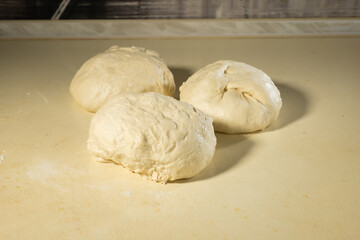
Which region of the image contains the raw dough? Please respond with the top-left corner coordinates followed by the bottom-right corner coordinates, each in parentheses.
top-left (180, 60), bottom-right (282, 133)
top-left (87, 92), bottom-right (216, 183)
top-left (70, 46), bottom-right (175, 112)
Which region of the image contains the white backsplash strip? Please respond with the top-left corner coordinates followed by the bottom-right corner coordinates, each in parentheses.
top-left (0, 19), bottom-right (359, 39)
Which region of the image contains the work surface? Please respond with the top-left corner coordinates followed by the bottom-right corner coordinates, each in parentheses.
top-left (1, 37), bottom-right (360, 239)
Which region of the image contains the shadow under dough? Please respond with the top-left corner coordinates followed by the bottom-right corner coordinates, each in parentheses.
top-left (267, 82), bottom-right (309, 131)
top-left (172, 81), bottom-right (306, 183)
top-left (174, 133), bottom-right (253, 183)
top-left (168, 66), bottom-right (193, 100)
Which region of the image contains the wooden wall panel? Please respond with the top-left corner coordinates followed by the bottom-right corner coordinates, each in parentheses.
top-left (0, 0), bottom-right (359, 20)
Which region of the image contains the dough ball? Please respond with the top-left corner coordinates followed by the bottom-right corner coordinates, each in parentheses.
top-left (87, 92), bottom-right (216, 183)
top-left (180, 60), bottom-right (282, 133)
top-left (70, 46), bottom-right (175, 112)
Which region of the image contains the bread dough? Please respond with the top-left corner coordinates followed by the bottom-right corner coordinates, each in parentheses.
top-left (70, 46), bottom-right (175, 112)
top-left (180, 60), bottom-right (282, 133)
top-left (87, 92), bottom-right (216, 183)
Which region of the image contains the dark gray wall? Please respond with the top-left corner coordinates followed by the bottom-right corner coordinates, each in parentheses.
top-left (1, 0), bottom-right (359, 19)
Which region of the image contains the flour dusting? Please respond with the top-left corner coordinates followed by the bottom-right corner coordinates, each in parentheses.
top-left (121, 191), bottom-right (131, 197)
top-left (27, 160), bottom-right (58, 180)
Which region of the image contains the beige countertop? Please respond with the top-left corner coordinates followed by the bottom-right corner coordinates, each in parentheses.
top-left (0, 33), bottom-right (360, 239)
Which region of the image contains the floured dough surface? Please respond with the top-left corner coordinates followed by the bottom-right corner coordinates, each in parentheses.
top-left (87, 92), bottom-right (216, 183)
top-left (180, 60), bottom-right (282, 133)
top-left (70, 46), bottom-right (175, 112)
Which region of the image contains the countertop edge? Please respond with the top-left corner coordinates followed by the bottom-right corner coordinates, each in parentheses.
top-left (1, 19), bottom-right (360, 39)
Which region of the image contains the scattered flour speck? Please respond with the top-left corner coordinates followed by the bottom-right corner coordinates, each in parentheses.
top-left (0, 151), bottom-right (5, 163)
top-left (121, 191), bottom-right (131, 197)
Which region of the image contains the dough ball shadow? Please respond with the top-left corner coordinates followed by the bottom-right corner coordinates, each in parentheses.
top-left (169, 67), bottom-right (193, 100)
top-left (172, 81), bottom-right (307, 184)
top-left (173, 133), bottom-right (253, 183)
top-left (267, 82), bottom-right (309, 131)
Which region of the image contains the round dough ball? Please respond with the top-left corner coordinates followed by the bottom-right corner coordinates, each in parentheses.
top-left (180, 60), bottom-right (282, 133)
top-left (87, 92), bottom-right (216, 183)
top-left (70, 46), bottom-right (175, 112)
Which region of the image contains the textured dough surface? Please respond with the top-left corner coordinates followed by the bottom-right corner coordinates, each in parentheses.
top-left (180, 60), bottom-right (282, 133)
top-left (87, 92), bottom-right (216, 183)
top-left (70, 46), bottom-right (175, 112)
